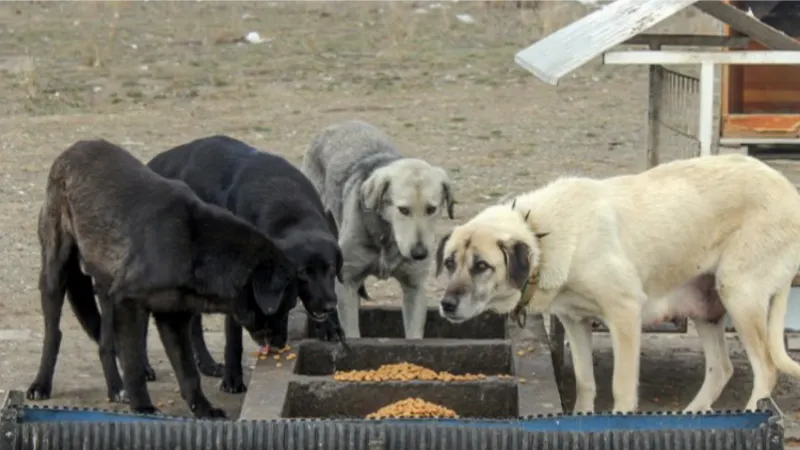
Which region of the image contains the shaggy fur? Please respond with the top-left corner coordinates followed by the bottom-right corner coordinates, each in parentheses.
top-left (27, 140), bottom-right (298, 418)
top-left (144, 134), bottom-right (344, 392)
top-left (302, 120), bottom-right (456, 339)
top-left (436, 153), bottom-right (800, 413)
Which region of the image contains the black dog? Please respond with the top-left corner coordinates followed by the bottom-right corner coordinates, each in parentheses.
top-left (26, 139), bottom-right (312, 418)
top-left (144, 135), bottom-right (346, 392)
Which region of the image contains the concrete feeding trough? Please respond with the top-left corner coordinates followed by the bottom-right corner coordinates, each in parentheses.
top-left (242, 307), bottom-right (564, 421)
top-left (304, 305), bottom-right (508, 339)
top-left (282, 339), bottom-right (516, 419)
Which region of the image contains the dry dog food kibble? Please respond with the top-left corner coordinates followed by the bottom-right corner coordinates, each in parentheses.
top-left (365, 397), bottom-right (459, 419)
top-left (333, 362), bottom-right (487, 382)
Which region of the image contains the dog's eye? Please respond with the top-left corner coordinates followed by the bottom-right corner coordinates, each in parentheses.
top-left (474, 261), bottom-right (490, 273)
top-left (398, 206), bottom-right (411, 216)
top-left (425, 205), bottom-right (437, 215)
top-left (444, 258), bottom-right (455, 272)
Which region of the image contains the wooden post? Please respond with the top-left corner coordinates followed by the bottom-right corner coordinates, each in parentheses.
top-left (699, 61), bottom-right (718, 156)
top-left (646, 43), bottom-right (663, 168)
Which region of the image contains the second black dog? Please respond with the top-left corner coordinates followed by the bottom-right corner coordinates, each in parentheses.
top-left (145, 135), bottom-right (345, 392)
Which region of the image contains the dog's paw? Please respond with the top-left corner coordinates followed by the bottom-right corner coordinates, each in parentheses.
top-left (268, 336), bottom-right (288, 351)
top-left (144, 365), bottom-right (157, 382)
top-left (132, 405), bottom-right (161, 415)
top-left (219, 375), bottom-right (247, 394)
top-left (108, 389), bottom-right (129, 404)
top-left (26, 382), bottom-right (52, 401)
top-left (191, 404), bottom-right (228, 420)
top-left (314, 317), bottom-right (344, 342)
top-left (197, 361), bottom-right (225, 378)
top-left (205, 407), bottom-right (228, 419)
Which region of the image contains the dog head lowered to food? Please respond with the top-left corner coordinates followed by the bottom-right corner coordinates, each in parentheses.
top-left (435, 204), bottom-right (548, 323)
top-left (361, 158), bottom-right (455, 261)
top-left (283, 210), bottom-right (343, 324)
top-left (240, 254), bottom-right (300, 347)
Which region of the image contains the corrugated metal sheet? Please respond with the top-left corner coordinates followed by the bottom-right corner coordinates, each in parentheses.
top-left (514, 0), bottom-right (700, 85)
top-left (0, 401), bottom-right (785, 450)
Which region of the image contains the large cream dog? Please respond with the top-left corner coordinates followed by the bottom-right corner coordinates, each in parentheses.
top-left (435, 153), bottom-right (800, 413)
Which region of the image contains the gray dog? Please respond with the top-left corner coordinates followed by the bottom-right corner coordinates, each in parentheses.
top-left (302, 120), bottom-right (455, 339)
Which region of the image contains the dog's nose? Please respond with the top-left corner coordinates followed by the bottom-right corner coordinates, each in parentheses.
top-left (410, 243), bottom-right (428, 260)
top-left (441, 295), bottom-right (459, 313)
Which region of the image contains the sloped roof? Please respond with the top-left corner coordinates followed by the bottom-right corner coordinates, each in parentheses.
top-left (514, 0), bottom-right (800, 86)
top-left (514, 0), bottom-right (701, 85)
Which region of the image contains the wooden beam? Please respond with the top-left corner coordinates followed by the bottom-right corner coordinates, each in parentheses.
top-left (693, 1), bottom-right (800, 51)
top-left (722, 114), bottom-right (800, 137)
top-left (623, 33), bottom-right (750, 47)
top-left (514, 0), bottom-right (701, 85)
top-left (604, 50), bottom-right (800, 65)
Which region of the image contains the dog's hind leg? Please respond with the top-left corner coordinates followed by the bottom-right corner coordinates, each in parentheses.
top-left (93, 281), bottom-right (128, 404)
top-left (153, 310), bottom-right (227, 419)
top-left (720, 283), bottom-right (777, 411)
top-left (27, 229), bottom-right (77, 401)
top-left (557, 314), bottom-right (596, 413)
top-left (219, 315), bottom-right (247, 393)
top-left (190, 314), bottom-right (224, 378)
top-left (139, 316), bottom-right (157, 382)
top-left (683, 318), bottom-right (733, 412)
top-left (115, 301), bottom-right (159, 415)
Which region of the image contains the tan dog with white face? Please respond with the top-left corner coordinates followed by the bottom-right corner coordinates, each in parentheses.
top-left (434, 205), bottom-right (547, 322)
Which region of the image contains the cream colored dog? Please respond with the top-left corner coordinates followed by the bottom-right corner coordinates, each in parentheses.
top-left (435, 153), bottom-right (800, 414)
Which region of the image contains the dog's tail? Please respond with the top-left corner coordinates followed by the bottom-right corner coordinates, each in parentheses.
top-left (767, 283), bottom-right (800, 378)
top-left (64, 248), bottom-right (102, 343)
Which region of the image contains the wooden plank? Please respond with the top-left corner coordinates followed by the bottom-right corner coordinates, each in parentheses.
top-left (693, 1), bottom-right (800, 50)
top-left (720, 136), bottom-right (800, 145)
top-left (604, 50), bottom-right (800, 65)
top-left (722, 114), bottom-right (800, 137)
top-left (514, 0), bottom-right (700, 85)
top-left (623, 33), bottom-right (750, 47)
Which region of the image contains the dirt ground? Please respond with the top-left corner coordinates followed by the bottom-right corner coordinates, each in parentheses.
top-left (1, 0), bottom-right (800, 436)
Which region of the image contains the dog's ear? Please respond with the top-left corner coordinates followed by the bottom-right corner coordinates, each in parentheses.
top-left (442, 182), bottom-right (456, 220)
top-left (251, 262), bottom-right (296, 315)
top-left (498, 240), bottom-right (531, 290)
top-left (360, 168), bottom-right (391, 211)
top-left (436, 167), bottom-right (456, 220)
top-left (435, 231), bottom-right (452, 276)
top-left (324, 209), bottom-right (339, 240)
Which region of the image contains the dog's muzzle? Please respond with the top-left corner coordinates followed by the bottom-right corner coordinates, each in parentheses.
top-left (309, 310), bottom-right (331, 322)
top-left (410, 242), bottom-right (428, 261)
top-left (440, 295), bottom-right (459, 314)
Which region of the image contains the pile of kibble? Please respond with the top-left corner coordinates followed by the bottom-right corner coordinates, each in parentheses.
top-left (333, 362), bottom-right (487, 382)
top-left (365, 397), bottom-right (459, 419)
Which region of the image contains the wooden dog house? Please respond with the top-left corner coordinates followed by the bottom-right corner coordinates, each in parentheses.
top-left (721, 0), bottom-right (800, 146)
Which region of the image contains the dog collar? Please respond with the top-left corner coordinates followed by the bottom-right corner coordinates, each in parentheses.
top-left (510, 270), bottom-right (538, 328)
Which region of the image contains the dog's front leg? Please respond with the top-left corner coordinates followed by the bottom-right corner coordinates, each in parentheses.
top-left (190, 314), bottom-right (224, 378)
top-left (220, 315), bottom-right (247, 394)
top-left (153, 311), bottom-right (227, 419)
top-left (397, 270), bottom-right (427, 339)
top-left (605, 303), bottom-right (643, 413)
top-left (558, 315), bottom-right (596, 413)
top-left (335, 279), bottom-right (362, 339)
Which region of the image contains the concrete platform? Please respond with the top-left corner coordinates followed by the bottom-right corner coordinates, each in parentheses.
top-left (240, 307), bottom-right (563, 420)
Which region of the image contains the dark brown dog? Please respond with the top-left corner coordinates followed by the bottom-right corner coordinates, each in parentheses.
top-left (26, 139), bottom-right (302, 418)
